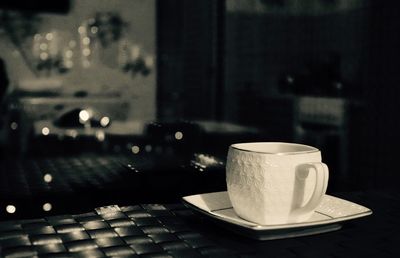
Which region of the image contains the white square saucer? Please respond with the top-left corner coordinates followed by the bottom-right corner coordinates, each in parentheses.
top-left (182, 191), bottom-right (372, 240)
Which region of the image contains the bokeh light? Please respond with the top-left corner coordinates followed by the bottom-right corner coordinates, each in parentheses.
top-left (6, 205), bottom-right (16, 214)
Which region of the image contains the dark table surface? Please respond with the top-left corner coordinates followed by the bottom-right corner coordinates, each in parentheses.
top-left (0, 135), bottom-right (399, 257)
top-left (0, 189), bottom-right (399, 257)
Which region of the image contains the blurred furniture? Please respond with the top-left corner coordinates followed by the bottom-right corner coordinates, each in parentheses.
top-left (27, 120), bottom-right (261, 157)
top-left (2, 93), bottom-right (129, 155)
top-left (18, 96), bottom-right (129, 122)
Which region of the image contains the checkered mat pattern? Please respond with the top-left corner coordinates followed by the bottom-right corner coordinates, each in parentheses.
top-left (0, 153), bottom-right (226, 221)
top-left (0, 155), bottom-right (142, 197)
top-left (0, 204), bottom-right (238, 258)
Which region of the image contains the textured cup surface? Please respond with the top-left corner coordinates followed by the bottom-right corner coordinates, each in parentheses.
top-left (226, 142), bottom-right (328, 225)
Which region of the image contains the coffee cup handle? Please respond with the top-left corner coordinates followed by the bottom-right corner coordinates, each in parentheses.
top-left (292, 162), bottom-right (329, 216)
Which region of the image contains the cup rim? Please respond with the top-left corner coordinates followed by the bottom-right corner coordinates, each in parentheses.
top-left (230, 142), bottom-right (319, 155)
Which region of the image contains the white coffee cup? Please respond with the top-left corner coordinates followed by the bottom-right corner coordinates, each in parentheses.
top-left (226, 142), bottom-right (329, 225)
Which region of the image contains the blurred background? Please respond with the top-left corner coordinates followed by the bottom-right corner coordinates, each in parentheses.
top-left (0, 0), bottom-right (399, 220)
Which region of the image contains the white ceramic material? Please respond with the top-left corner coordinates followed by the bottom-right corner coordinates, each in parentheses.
top-left (182, 191), bottom-right (372, 240)
top-left (226, 142), bottom-right (329, 225)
